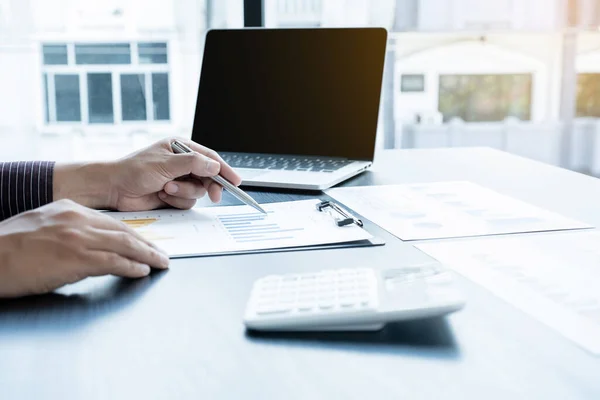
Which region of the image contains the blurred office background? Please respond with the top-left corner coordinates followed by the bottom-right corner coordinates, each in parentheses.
top-left (1, 0), bottom-right (599, 175)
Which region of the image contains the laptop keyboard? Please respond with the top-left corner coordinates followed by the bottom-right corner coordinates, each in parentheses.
top-left (221, 154), bottom-right (353, 173)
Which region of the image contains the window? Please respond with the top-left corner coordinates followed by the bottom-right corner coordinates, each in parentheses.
top-left (43, 74), bottom-right (49, 123)
top-left (54, 74), bottom-right (82, 122)
top-left (121, 74), bottom-right (147, 121)
top-left (75, 43), bottom-right (131, 65)
top-left (139, 43), bottom-right (168, 64)
top-left (400, 74), bottom-right (425, 93)
top-left (152, 73), bottom-right (170, 121)
top-left (88, 73), bottom-right (114, 123)
top-left (438, 74), bottom-right (532, 122)
top-left (42, 42), bottom-right (171, 124)
top-left (42, 45), bottom-right (68, 65)
top-left (576, 73), bottom-right (600, 117)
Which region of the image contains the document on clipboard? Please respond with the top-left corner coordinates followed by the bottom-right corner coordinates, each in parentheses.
top-left (105, 199), bottom-right (378, 258)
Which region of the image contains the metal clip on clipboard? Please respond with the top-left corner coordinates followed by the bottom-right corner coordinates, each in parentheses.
top-left (316, 200), bottom-right (364, 227)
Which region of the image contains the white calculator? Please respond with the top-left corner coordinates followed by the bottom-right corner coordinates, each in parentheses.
top-left (244, 265), bottom-right (465, 332)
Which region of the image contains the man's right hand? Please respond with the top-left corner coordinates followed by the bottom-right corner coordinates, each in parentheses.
top-left (0, 199), bottom-right (169, 298)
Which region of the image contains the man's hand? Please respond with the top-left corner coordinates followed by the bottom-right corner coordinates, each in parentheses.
top-left (0, 200), bottom-right (169, 298)
top-left (53, 138), bottom-right (242, 211)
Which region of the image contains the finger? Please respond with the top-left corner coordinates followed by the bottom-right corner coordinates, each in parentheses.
top-left (163, 151), bottom-right (221, 180)
top-left (86, 228), bottom-right (170, 269)
top-left (179, 139), bottom-right (242, 186)
top-left (85, 250), bottom-right (152, 278)
top-left (158, 191), bottom-right (197, 210)
top-left (200, 177), bottom-right (213, 190)
top-left (164, 180), bottom-right (207, 200)
top-left (84, 210), bottom-right (168, 255)
top-left (207, 181), bottom-right (223, 203)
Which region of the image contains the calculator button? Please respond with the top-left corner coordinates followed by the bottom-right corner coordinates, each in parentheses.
top-left (258, 281), bottom-right (279, 289)
top-left (339, 297), bottom-right (357, 307)
top-left (318, 292), bottom-right (335, 299)
top-left (256, 307), bottom-right (292, 315)
top-left (259, 289), bottom-right (278, 296)
top-left (259, 276), bottom-right (280, 285)
top-left (319, 303), bottom-right (335, 310)
top-left (318, 295), bottom-right (335, 302)
top-left (256, 300), bottom-right (275, 309)
top-left (298, 300), bottom-right (317, 308)
top-left (279, 297), bottom-right (296, 304)
top-left (258, 295), bottom-right (278, 303)
top-left (281, 282), bottom-right (296, 289)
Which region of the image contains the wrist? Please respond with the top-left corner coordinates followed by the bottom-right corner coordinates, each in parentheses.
top-left (53, 161), bottom-right (118, 210)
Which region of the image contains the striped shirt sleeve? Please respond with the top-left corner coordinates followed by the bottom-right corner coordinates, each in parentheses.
top-left (0, 161), bottom-right (55, 221)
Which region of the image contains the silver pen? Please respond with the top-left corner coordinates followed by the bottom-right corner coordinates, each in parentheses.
top-left (170, 140), bottom-right (267, 214)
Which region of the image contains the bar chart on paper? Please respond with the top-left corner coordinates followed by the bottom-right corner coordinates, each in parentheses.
top-left (216, 211), bottom-right (305, 243)
top-left (106, 199), bottom-right (372, 258)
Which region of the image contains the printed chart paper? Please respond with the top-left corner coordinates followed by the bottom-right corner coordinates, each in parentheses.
top-left (327, 181), bottom-right (591, 240)
top-left (417, 231), bottom-right (600, 355)
top-left (106, 199), bottom-right (372, 258)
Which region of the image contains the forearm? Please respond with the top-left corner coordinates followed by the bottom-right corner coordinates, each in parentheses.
top-left (53, 162), bottom-right (117, 210)
top-left (0, 161), bottom-right (55, 221)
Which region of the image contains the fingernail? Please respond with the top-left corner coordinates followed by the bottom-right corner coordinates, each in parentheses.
top-left (160, 254), bottom-right (170, 269)
top-left (158, 191), bottom-right (167, 199)
top-left (206, 160), bottom-right (221, 174)
top-left (138, 264), bottom-right (151, 275)
top-left (165, 182), bottom-right (179, 194)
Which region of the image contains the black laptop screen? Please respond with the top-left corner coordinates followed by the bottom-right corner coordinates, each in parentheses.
top-left (192, 28), bottom-right (387, 161)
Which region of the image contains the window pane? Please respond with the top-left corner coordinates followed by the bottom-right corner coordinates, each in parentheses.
top-left (43, 44), bottom-right (68, 65)
top-left (121, 74), bottom-right (147, 121)
top-left (152, 73), bottom-right (170, 121)
top-left (87, 73), bottom-right (114, 123)
top-left (55, 74), bottom-right (81, 122)
top-left (576, 73), bottom-right (600, 117)
top-left (75, 44), bottom-right (131, 65)
top-left (139, 42), bottom-right (168, 64)
top-left (438, 74), bottom-right (532, 122)
top-left (401, 74), bottom-right (425, 93)
top-left (43, 74), bottom-right (49, 123)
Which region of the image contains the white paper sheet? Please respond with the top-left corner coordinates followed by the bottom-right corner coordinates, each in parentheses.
top-left (105, 199), bottom-right (372, 258)
top-left (327, 181), bottom-right (591, 240)
top-left (416, 231), bottom-right (600, 355)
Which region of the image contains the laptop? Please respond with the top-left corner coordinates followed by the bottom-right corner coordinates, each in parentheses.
top-left (191, 28), bottom-right (387, 190)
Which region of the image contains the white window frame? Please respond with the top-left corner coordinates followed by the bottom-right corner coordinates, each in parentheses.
top-left (42, 42), bottom-right (171, 127)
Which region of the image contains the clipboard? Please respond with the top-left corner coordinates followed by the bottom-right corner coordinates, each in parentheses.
top-left (175, 200), bottom-right (385, 258)
top-left (106, 199), bottom-right (385, 259)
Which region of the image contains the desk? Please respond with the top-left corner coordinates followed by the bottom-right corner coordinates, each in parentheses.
top-left (1, 147), bottom-right (599, 400)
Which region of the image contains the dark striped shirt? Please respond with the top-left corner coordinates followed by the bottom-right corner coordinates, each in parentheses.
top-left (0, 161), bottom-right (55, 221)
